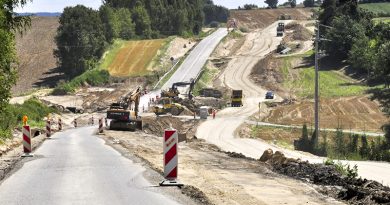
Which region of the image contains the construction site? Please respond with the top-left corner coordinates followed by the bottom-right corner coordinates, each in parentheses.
top-left (1, 3), bottom-right (390, 205)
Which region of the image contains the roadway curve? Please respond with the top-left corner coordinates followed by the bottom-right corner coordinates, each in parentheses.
top-left (0, 127), bottom-right (182, 204)
top-left (196, 21), bottom-right (390, 186)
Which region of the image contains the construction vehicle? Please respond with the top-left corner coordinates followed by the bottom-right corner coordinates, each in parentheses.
top-left (161, 79), bottom-right (195, 100)
top-left (152, 97), bottom-right (184, 116)
top-left (106, 87), bottom-right (142, 131)
top-left (276, 22), bottom-right (285, 37)
top-left (231, 90), bottom-right (243, 107)
top-left (199, 88), bottom-right (222, 98)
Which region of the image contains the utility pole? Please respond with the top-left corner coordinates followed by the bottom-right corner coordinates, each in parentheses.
top-left (314, 23), bottom-right (320, 141)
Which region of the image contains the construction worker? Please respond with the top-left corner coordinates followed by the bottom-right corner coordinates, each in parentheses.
top-left (91, 116), bottom-right (94, 125)
top-left (105, 118), bottom-right (108, 127)
top-left (73, 119), bottom-right (77, 128)
top-left (212, 109), bottom-right (216, 119)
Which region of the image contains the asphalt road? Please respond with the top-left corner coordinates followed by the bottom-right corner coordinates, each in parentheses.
top-left (161, 28), bottom-right (228, 90)
top-left (139, 28), bottom-right (228, 111)
top-left (0, 127), bottom-right (181, 205)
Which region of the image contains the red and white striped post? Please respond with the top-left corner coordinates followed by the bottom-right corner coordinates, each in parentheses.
top-left (22, 115), bottom-right (33, 157)
top-left (99, 118), bottom-right (103, 133)
top-left (58, 118), bottom-right (62, 131)
top-left (160, 129), bottom-right (183, 186)
top-left (46, 119), bottom-right (51, 138)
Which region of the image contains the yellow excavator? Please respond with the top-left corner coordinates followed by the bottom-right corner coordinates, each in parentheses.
top-left (106, 87), bottom-right (142, 131)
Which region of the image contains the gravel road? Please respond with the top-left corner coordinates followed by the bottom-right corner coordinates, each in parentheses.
top-left (196, 21), bottom-right (390, 187)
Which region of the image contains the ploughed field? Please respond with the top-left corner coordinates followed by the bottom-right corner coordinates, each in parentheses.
top-left (264, 96), bottom-right (388, 132)
top-left (106, 39), bottom-right (165, 77)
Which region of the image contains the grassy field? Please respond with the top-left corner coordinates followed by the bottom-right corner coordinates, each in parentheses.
top-left (281, 52), bottom-right (372, 98)
top-left (373, 17), bottom-right (390, 23)
top-left (193, 62), bottom-right (219, 95)
top-left (102, 39), bottom-right (166, 77)
top-left (360, 3), bottom-right (390, 16)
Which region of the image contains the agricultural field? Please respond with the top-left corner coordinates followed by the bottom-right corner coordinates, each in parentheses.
top-left (360, 3), bottom-right (390, 16)
top-left (102, 39), bottom-right (166, 77)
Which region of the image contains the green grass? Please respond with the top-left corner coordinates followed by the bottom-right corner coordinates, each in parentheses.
top-left (99, 39), bottom-right (127, 70)
top-left (291, 67), bottom-right (369, 98)
top-left (193, 63), bottom-right (219, 95)
top-left (373, 17), bottom-right (390, 23)
top-left (360, 3), bottom-right (390, 16)
top-left (52, 69), bottom-right (110, 95)
top-left (0, 98), bottom-right (57, 141)
top-left (280, 51), bottom-right (373, 98)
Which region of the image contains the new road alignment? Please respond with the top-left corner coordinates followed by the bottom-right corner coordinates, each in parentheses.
top-left (139, 28), bottom-right (228, 111)
top-left (0, 127), bottom-right (182, 205)
top-left (196, 21), bottom-right (390, 187)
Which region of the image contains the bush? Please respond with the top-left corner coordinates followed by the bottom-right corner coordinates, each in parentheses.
top-left (324, 159), bottom-right (359, 178)
top-left (239, 27), bottom-right (249, 33)
top-left (52, 69), bottom-right (110, 95)
top-left (209, 21), bottom-right (219, 28)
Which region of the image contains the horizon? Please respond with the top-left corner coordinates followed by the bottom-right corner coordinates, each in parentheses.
top-left (15, 0), bottom-right (303, 13)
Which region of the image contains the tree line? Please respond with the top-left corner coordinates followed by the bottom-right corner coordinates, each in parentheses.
top-left (55, 0), bottom-right (229, 77)
top-left (295, 124), bottom-right (390, 162)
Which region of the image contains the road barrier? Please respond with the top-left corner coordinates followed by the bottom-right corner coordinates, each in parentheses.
top-left (58, 118), bottom-right (62, 131)
top-left (99, 118), bottom-right (103, 133)
top-left (46, 120), bottom-right (51, 138)
top-left (22, 125), bottom-right (33, 157)
top-left (160, 129), bottom-right (182, 187)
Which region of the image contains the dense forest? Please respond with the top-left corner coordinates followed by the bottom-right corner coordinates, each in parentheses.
top-left (55, 0), bottom-right (229, 77)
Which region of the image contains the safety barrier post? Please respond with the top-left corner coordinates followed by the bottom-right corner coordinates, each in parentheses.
top-left (99, 118), bottom-right (103, 133)
top-left (22, 116), bottom-right (33, 157)
top-left (46, 119), bottom-right (51, 138)
top-left (58, 118), bottom-right (62, 131)
top-left (160, 129), bottom-right (183, 187)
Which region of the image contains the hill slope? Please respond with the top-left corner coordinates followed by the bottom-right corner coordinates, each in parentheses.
top-left (12, 16), bottom-right (60, 95)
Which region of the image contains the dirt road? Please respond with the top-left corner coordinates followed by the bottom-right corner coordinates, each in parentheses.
top-left (196, 21), bottom-right (390, 186)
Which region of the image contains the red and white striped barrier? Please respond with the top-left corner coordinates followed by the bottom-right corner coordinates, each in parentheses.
top-left (22, 125), bottom-right (33, 157)
top-left (160, 129), bottom-right (183, 186)
top-left (46, 120), bottom-right (51, 138)
top-left (58, 118), bottom-right (62, 131)
top-left (99, 118), bottom-right (103, 133)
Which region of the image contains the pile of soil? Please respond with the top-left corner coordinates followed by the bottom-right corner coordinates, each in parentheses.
top-left (260, 149), bottom-right (390, 204)
top-left (142, 116), bottom-right (199, 140)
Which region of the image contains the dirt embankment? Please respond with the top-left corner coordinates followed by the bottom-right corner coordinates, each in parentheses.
top-left (13, 16), bottom-right (60, 95)
top-left (259, 149), bottom-right (390, 205)
top-left (231, 8), bottom-right (313, 30)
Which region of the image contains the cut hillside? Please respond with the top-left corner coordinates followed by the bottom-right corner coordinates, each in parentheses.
top-left (102, 39), bottom-right (166, 77)
top-left (12, 16), bottom-right (60, 95)
top-left (231, 8), bottom-right (313, 30)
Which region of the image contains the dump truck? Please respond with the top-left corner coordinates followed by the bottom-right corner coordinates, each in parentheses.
top-left (231, 90), bottom-right (243, 107)
top-left (276, 22), bottom-right (285, 37)
top-left (106, 87), bottom-right (142, 131)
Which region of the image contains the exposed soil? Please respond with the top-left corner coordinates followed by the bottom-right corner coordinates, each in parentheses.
top-left (13, 16), bottom-right (60, 95)
top-left (231, 8), bottom-right (313, 30)
top-left (264, 96), bottom-right (389, 132)
top-left (102, 128), bottom-right (342, 205)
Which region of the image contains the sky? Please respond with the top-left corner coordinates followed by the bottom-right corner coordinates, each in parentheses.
top-left (15, 0), bottom-right (299, 13)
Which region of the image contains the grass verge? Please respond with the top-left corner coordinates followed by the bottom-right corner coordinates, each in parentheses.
top-left (193, 62), bottom-right (219, 96)
top-left (52, 69), bottom-right (110, 95)
top-left (0, 98), bottom-right (57, 142)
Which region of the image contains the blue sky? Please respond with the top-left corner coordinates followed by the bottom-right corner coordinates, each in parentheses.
top-left (16, 0), bottom-right (299, 13)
